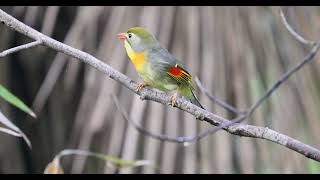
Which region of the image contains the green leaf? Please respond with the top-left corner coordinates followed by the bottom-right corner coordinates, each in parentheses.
top-left (0, 84), bottom-right (36, 118)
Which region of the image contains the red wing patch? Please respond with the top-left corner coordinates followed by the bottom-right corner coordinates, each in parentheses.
top-left (168, 66), bottom-right (182, 76)
top-left (167, 64), bottom-right (192, 85)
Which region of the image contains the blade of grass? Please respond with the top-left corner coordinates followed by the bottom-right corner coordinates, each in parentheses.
top-left (0, 126), bottom-right (22, 137)
top-left (0, 84), bottom-right (36, 118)
top-left (57, 149), bottom-right (153, 168)
top-left (0, 110), bottom-right (32, 148)
top-left (45, 149), bottom-right (154, 173)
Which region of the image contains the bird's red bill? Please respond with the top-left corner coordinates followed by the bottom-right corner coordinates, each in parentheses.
top-left (117, 33), bottom-right (127, 41)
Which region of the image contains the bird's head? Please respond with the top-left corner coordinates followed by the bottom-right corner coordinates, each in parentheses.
top-left (117, 27), bottom-right (159, 52)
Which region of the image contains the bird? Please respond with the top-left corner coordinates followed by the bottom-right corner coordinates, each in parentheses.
top-left (117, 27), bottom-right (204, 109)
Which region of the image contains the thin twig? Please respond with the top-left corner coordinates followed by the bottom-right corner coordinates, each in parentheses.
top-left (198, 8), bottom-right (319, 119)
top-left (0, 40), bottom-right (42, 58)
top-left (32, 7), bottom-right (104, 115)
top-left (195, 77), bottom-right (247, 115)
top-left (198, 8), bottom-right (320, 135)
top-left (247, 45), bottom-right (320, 116)
top-left (196, 42), bottom-right (320, 136)
top-left (0, 9), bottom-right (319, 162)
top-left (112, 92), bottom-right (234, 144)
top-left (279, 7), bottom-right (316, 46)
top-left (113, 91), bottom-right (320, 163)
top-left (112, 94), bottom-right (191, 143)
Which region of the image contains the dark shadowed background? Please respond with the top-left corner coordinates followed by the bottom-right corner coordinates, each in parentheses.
top-left (0, 6), bottom-right (320, 174)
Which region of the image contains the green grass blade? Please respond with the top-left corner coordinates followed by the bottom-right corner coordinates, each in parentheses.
top-left (48, 149), bottom-right (154, 173)
top-left (0, 84), bottom-right (36, 118)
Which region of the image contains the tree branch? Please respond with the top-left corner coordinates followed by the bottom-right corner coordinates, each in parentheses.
top-left (196, 42), bottom-right (320, 131)
top-left (0, 40), bottom-right (42, 58)
top-left (113, 85), bottom-right (320, 161)
top-left (112, 94), bottom-right (193, 144)
top-left (112, 93), bottom-right (241, 145)
top-left (194, 7), bottom-right (320, 137)
top-left (195, 77), bottom-right (247, 115)
top-left (0, 8), bottom-right (319, 162)
top-left (279, 7), bottom-right (315, 46)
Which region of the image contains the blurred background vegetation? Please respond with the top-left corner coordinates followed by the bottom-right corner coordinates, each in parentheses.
top-left (0, 6), bottom-right (320, 174)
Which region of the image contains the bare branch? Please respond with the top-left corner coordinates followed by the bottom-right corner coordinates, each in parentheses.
top-left (112, 94), bottom-right (228, 145)
top-left (112, 92), bottom-right (242, 144)
top-left (0, 40), bottom-right (42, 58)
top-left (113, 91), bottom-right (320, 162)
top-left (195, 77), bottom-right (247, 115)
top-left (32, 6), bottom-right (104, 115)
top-left (197, 42), bottom-right (320, 132)
top-left (279, 7), bottom-right (316, 46)
top-left (112, 92), bottom-right (223, 144)
top-left (112, 94), bottom-right (192, 143)
top-left (0, 9), bottom-right (319, 162)
top-left (201, 8), bottom-right (320, 136)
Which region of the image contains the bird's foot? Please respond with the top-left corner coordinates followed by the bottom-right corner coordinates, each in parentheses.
top-left (136, 82), bottom-right (147, 93)
top-left (168, 92), bottom-right (178, 107)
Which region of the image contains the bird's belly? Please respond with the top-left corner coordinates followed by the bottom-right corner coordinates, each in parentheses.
top-left (137, 64), bottom-right (178, 92)
top-left (162, 83), bottom-right (179, 91)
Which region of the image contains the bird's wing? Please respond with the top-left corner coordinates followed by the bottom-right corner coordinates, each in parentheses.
top-left (148, 47), bottom-right (195, 89)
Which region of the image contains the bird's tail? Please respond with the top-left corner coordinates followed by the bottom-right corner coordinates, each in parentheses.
top-left (181, 86), bottom-right (205, 110)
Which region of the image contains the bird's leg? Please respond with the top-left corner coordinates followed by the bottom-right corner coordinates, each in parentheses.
top-left (168, 91), bottom-right (178, 107)
top-left (136, 82), bottom-right (147, 93)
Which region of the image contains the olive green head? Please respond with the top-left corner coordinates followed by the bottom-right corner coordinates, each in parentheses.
top-left (117, 27), bottom-right (159, 52)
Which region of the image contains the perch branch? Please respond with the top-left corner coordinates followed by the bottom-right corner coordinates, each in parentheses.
top-left (113, 89), bottom-right (320, 163)
top-left (112, 94), bottom-right (241, 144)
top-left (0, 9), bottom-right (319, 162)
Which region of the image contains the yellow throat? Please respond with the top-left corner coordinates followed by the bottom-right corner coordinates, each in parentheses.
top-left (124, 40), bottom-right (145, 72)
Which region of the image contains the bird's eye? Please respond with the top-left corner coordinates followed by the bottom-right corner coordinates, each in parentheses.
top-left (128, 33), bottom-right (132, 38)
